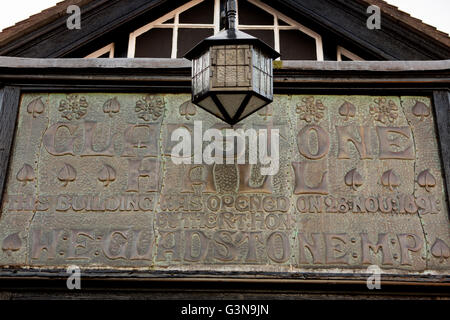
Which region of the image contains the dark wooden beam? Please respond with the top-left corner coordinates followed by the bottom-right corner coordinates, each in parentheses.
top-left (0, 58), bottom-right (448, 94)
top-left (0, 0), bottom-right (170, 57)
top-left (433, 91), bottom-right (450, 216)
top-left (1, 0), bottom-right (449, 61)
top-left (0, 86), bottom-right (21, 207)
top-left (270, 0), bottom-right (450, 60)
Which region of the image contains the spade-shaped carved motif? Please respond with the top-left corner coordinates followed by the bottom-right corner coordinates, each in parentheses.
top-left (16, 164), bottom-right (35, 185)
top-left (417, 169), bottom-right (436, 192)
top-left (381, 169), bottom-right (400, 191)
top-left (98, 164), bottom-right (116, 187)
top-left (344, 168), bottom-right (363, 190)
top-left (431, 238), bottom-right (449, 263)
top-left (412, 101), bottom-right (430, 121)
top-left (27, 97), bottom-right (45, 118)
top-left (339, 101), bottom-right (356, 121)
top-left (103, 97), bottom-right (121, 117)
top-left (179, 100), bottom-right (196, 120)
top-left (2, 233), bottom-right (22, 256)
top-left (58, 163), bottom-right (77, 186)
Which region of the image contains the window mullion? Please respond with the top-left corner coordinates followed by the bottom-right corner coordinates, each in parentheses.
top-left (214, 0), bottom-right (220, 33)
top-left (171, 14), bottom-right (179, 59)
top-left (274, 15), bottom-right (280, 57)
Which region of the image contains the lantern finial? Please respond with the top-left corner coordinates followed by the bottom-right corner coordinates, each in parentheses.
top-left (226, 0), bottom-right (237, 30)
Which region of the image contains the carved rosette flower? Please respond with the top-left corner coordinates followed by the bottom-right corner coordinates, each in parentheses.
top-left (58, 95), bottom-right (88, 120)
top-left (369, 98), bottom-right (398, 124)
top-left (296, 97), bottom-right (325, 123)
top-left (2, 233), bottom-right (22, 256)
top-left (135, 95), bottom-right (165, 121)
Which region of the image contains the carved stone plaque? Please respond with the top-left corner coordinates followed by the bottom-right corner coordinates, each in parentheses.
top-left (0, 93), bottom-right (448, 278)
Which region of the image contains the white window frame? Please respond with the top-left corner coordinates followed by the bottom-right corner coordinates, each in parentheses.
top-left (245, 0), bottom-right (323, 61)
top-left (127, 0), bottom-right (221, 58)
top-left (85, 43), bottom-right (115, 58)
top-left (127, 0), bottom-right (324, 61)
top-left (337, 46), bottom-right (364, 61)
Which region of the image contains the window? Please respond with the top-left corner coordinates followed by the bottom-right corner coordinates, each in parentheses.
top-left (126, 0), bottom-right (324, 61)
top-left (128, 0), bottom-right (220, 59)
top-left (85, 43), bottom-right (115, 58)
top-left (238, 0), bottom-right (322, 60)
top-left (337, 46), bottom-right (364, 61)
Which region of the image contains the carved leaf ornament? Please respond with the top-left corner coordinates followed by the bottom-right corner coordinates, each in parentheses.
top-left (381, 169), bottom-right (400, 191)
top-left (431, 239), bottom-right (449, 263)
top-left (16, 164), bottom-right (35, 185)
top-left (412, 101), bottom-right (430, 121)
top-left (344, 168), bottom-right (363, 190)
top-left (179, 100), bottom-right (196, 120)
top-left (417, 169), bottom-right (436, 192)
top-left (58, 163), bottom-right (77, 186)
top-left (98, 164), bottom-right (116, 187)
top-left (339, 101), bottom-right (356, 120)
top-left (27, 97), bottom-right (45, 118)
top-left (2, 233), bottom-right (22, 256)
top-left (103, 97), bottom-right (121, 117)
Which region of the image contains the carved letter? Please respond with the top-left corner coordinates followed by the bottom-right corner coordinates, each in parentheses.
top-left (238, 164), bottom-right (272, 194)
top-left (397, 234), bottom-right (423, 265)
top-left (122, 124), bottom-right (159, 157)
top-left (181, 164), bottom-right (216, 193)
top-left (213, 231), bottom-right (237, 262)
top-left (336, 125), bottom-right (372, 159)
top-left (126, 158), bottom-right (159, 192)
top-left (129, 230), bottom-right (153, 260)
top-left (80, 121), bottom-right (115, 156)
top-left (184, 230), bottom-right (209, 262)
top-left (266, 232), bottom-right (291, 263)
top-left (66, 229), bottom-right (94, 260)
top-left (297, 125), bottom-right (330, 160)
top-left (292, 162), bottom-right (328, 195)
top-left (361, 233), bottom-right (394, 265)
top-left (377, 127), bottom-right (415, 160)
top-left (298, 233), bottom-right (323, 264)
top-left (102, 230), bottom-right (128, 260)
top-left (325, 233), bottom-right (349, 264)
top-left (31, 229), bottom-right (62, 260)
top-left (156, 231), bottom-right (181, 262)
top-left (237, 232), bottom-right (262, 263)
top-left (43, 123), bottom-right (78, 156)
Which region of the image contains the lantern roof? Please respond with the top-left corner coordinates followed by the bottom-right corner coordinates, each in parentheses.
top-left (184, 28), bottom-right (280, 61)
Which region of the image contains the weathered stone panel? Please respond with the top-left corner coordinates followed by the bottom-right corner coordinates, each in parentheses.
top-left (0, 93), bottom-right (448, 277)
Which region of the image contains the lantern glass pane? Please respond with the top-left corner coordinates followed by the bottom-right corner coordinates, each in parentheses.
top-left (192, 51), bottom-right (211, 97)
top-left (202, 67), bottom-right (210, 93)
top-left (252, 48), bottom-right (272, 100)
top-left (197, 96), bottom-right (226, 120)
top-left (202, 50), bottom-right (210, 93)
top-left (216, 94), bottom-right (247, 118)
top-left (196, 56), bottom-right (202, 75)
top-left (252, 48), bottom-right (262, 95)
top-left (252, 51), bottom-right (260, 95)
top-left (261, 71), bottom-right (267, 97)
top-left (238, 95), bottom-right (267, 120)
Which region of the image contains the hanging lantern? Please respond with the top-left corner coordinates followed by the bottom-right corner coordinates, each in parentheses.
top-left (184, 0), bottom-right (280, 125)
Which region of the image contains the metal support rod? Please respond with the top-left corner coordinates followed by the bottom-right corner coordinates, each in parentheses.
top-left (227, 0), bottom-right (237, 30)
